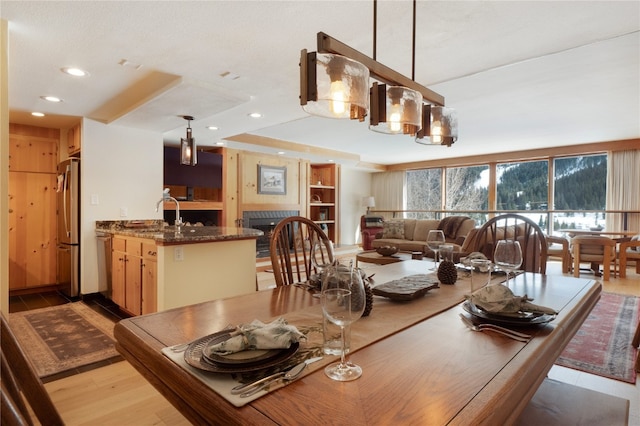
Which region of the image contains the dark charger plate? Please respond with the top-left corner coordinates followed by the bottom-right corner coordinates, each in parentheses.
top-left (462, 301), bottom-right (556, 326)
top-left (184, 330), bottom-right (299, 373)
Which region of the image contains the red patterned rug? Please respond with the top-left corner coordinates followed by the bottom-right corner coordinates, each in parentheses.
top-left (8, 302), bottom-right (120, 379)
top-left (555, 292), bottom-right (640, 384)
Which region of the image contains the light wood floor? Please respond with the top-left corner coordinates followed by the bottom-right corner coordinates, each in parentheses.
top-left (43, 255), bottom-right (640, 426)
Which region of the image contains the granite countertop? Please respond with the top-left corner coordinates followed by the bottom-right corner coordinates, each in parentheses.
top-left (96, 220), bottom-right (263, 244)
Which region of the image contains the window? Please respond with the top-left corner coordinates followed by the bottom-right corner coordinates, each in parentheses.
top-left (496, 160), bottom-right (548, 211)
top-left (406, 168), bottom-right (441, 218)
top-left (445, 165), bottom-right (488, 212)
top-left (552, 154), bottom-right (607, 232)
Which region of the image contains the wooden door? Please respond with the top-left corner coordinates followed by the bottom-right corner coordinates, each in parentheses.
top-left (8, 172), bottom-right (57, 289)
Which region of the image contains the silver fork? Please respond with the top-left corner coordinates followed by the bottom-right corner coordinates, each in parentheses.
top-left (459, 314), bottom-right (531, 342)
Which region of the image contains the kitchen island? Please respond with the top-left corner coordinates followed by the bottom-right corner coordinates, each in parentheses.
top-left (96, 221), bottom-right (263, 314)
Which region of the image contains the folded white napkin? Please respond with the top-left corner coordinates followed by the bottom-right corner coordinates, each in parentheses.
top-left (206, 318), bottom-right (304, 355)
top-left (466, 284), bottom-right (558, 315)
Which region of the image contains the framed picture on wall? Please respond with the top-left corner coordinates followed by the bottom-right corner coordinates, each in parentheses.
top-left (319, 208), bottom-right (329, 221)
top-left (257, 165), bottom-right (287, 195)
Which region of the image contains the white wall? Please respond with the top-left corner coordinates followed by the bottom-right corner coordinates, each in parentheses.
top-left (81, 119), bottom-right (163, 294)
top-left (339, 167), bottom-right (372, 245)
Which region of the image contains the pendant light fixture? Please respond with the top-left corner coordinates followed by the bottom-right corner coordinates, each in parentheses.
top-left (416, 105), bottom-right (458, 146)
top-left (180, 115), bottom-right (197, 166)
top-left (299, 0), bottom-right (455, 141)
top-left (300, 40), bottom-right (370, 120)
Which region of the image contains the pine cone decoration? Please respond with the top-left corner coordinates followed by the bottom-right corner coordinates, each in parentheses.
top-left (362, 282), bottom-right (374, 317)
top-left (437, 260), bottom-right (458, 285)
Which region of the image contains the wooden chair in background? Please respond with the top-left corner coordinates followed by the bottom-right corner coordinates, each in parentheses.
top-left (269, 216), bottom-right (332, 287)
top-left (572, 235), bottom-right (617, 281)
top-left (546, 235), bottom-right (572, 273)
top-left (473, 213), bottom-right (548, 274)
top-left (1, 312), bottom-right (64, 426)
top-left (618, 237), bottom-right (640, 278)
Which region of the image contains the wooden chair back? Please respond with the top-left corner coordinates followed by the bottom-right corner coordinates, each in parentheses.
top-left (269, 216), bottom-right (332, 287)
top-left (572, 235), bottom-right (617, 281)
top-left (473, 213), bottom-right (548, 274)
top-left (0, 312), bottom-right (64, 426)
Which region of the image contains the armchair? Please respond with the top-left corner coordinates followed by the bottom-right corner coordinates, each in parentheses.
top-left (360, 215), bottom-right (383, 250)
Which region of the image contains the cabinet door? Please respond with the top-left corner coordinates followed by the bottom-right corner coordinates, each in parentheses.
top-left (142, 258), bottom-right (157, 315)
top-left (141, 241), bottom-right (157, 314)
top-left (125, 255), bottom-right (142, 316)
top-left (111, 250), bottom-right (126, 307)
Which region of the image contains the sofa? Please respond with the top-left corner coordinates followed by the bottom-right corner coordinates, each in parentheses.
top-left (371, 216), bottom-right (476, 261)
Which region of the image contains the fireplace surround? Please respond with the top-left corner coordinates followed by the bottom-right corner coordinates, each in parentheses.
top-left (242, 210), bottom-right (299, 258)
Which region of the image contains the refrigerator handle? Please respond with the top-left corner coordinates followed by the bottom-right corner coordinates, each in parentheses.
top-left (63, 166), bottom-right (70, 238)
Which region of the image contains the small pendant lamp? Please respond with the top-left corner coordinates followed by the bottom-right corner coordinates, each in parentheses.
top-left (300, 50), bottom-right (370, 121)
top-left (416, 105), bottom-right (458, 146)
top-left (369, 83), bottom-right (423, 135)
top-left (180, 115), bottom-right (197, 166)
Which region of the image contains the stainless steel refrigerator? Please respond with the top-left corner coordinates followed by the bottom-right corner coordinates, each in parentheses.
top-left (57, 158), bottom-right (80, 297)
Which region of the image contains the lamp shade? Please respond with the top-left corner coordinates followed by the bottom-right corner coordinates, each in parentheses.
top-left (300, 51), bottom-right (370, 121)
top-left (362, 196), bottom-right (375, 208)
top-left (180, 116), bottom-right (197, 166)
top-left (369, 83), bottom-right (423, 135)
top-left (416, 105), bottom-right (458, 146)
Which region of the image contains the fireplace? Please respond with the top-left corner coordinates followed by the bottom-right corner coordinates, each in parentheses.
top-left (242, 210), bottom-right (299, 258)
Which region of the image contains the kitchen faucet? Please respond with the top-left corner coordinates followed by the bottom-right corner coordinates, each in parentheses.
top-left (156, 188), bottom-right (183, 232)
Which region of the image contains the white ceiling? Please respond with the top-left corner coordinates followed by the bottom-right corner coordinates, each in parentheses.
top-left (2, 1), bottom-right (639, 168)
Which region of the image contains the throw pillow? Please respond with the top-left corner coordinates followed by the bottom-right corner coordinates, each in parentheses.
top-left (631, 234), bottom-right (640, 251)
top-left (382, 220), bottom-right (405, 239)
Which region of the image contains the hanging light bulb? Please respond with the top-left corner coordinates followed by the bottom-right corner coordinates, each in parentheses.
top-left (416, 105), bottom-right (458, 146)
top-left (369, 83), bottom-right (422, 135)
top-left (300, 50), bottom-right (369, 121)
top-left (180, 116), bottom-right (197, 166)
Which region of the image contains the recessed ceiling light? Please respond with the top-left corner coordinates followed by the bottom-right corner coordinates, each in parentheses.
top-left (207, 126), bottom-right (219, 131)
top-left (61, 67), bottom-right (89, 77)
top-left (248, 112), bottom-right (262, 118)
top-left (328, 159), bottom-right (335, 162)
top-left (41, 96), bottom-right (62, 102)
top-left (31, 112), bottom-right (45, 117)
top-left (277, 151), bottom-right (285, 155)
top-left (118, 59), bottom-right (142, 70)
top-left (215, 141), bottom-right (225, 146)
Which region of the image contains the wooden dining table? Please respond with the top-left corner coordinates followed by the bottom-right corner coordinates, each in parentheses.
top-left (563, 228), bottom-right (638, 241)
top-left (114, 260), bottom-right (601, 425)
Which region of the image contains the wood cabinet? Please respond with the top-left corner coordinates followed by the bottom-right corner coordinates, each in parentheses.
top-left (309, 163), bottom-right (339, 243)
top-left (8, 124), bottom-right (59, 291)
top-left (67, 123), bottom-right (81, 156)
top-left (111, 236), bottom-right (157, 316)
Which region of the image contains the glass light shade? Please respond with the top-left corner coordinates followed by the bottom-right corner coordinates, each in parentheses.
top-left (180, 132), bottom-right (197, 165)
top-left (416, 105), bottom-right (458, 146)
top-left (302, 53), bottom-right (370, 120)
top-left (369, 85), bottom-right (423, 135)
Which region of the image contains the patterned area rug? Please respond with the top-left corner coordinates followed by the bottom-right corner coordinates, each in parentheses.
top-left (8, 302), bottom-right (120, 378)
top-left (555, 292), bottom-right (640, 384)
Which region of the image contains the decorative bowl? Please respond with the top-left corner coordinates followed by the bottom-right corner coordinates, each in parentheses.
top-left (376, 246), bottom-right (398, 256)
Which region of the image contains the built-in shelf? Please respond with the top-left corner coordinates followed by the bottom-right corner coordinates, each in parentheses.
top-left (309, 163), bottom-right (339, 243)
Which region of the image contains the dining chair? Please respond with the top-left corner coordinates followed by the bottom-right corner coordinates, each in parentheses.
top-left (473, 213), bottom-right (548, 274)
top-left (1, 312), bottom-right (64, 426)
top-left (618, 236), bottom-right (640, 278)
top-left (546, 235), bottom-right (572, 273)
top-left (269, 216), bottom-right (333, 287)
top-left (571, 235), bottom-right (617, 281)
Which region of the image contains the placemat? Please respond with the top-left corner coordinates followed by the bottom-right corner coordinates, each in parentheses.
top-left (162, 272), bottom-right (504, 406)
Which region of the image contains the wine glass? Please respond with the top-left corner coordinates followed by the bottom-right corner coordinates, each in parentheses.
top-left (321, 261), bottom-right (366, 381)
top-left (493, 240), bottom-right (523, 286)
top-left (311, 237), bottom-right (334, 275)
top-left (426, 230), bottom-right (445, 270)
